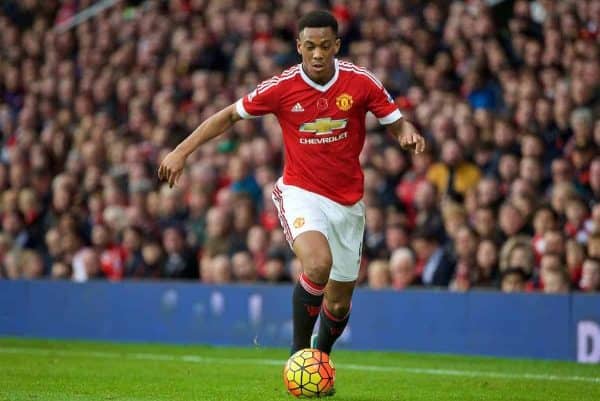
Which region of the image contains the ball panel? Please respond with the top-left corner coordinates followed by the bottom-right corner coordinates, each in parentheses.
top-left (303, 357), bottom-right (319, 367)
top-left (291, 356), bottom-right (304, 367)
top-left (288, 386), bottom-right (302, 397)
top-left (318, 362), bottom-right (333, 379)
top-left (304, 363), bottom-right (319, 374)
top-left (308, 371), bottom-right (321, 384)
top-left (300, 350), bottom-right (313, 359)
top-left (304, 382), bottom-right (318, 393)
top-left (293, 370), bottom-right (303, 385)
top-left (301, 386), bottom-right (317, 398)
top-left (318, 377), bottom-right (333, 393)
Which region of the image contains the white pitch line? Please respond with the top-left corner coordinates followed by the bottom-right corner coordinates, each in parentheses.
top-left (0, 346), bottom-right (598, 384)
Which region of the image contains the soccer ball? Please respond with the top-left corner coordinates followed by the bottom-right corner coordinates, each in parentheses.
top-left (283, 348), bottom-right (335, 398)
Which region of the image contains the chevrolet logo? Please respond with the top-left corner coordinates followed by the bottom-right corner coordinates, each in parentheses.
top-left (299, 118), bottom-right (347, 135)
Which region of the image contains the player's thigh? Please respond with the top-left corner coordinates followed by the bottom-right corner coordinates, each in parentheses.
top-left (293, 230), bottom-right (333, 281)
top-left (272, 179), bottom-right (332, 280)
top-left (272, 179), bottom-right (328, 245)
top-left (327, 201), bottom-right (365, 283)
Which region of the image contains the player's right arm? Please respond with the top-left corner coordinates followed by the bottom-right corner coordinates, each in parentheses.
top-left (157, 103), bottom-right (242, 188)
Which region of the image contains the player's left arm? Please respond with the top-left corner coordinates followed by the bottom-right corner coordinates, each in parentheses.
top-left (385, 117), bottom-right (426, 154)
top-left (363, 73), bottom-right (426, 154)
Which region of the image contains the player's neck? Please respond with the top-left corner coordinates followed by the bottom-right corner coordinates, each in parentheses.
top-left (301, 62), bottom-right (335, 85)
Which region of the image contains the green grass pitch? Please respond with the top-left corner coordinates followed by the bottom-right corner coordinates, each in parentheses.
top-left (0, 338), bottom-right (598, 401)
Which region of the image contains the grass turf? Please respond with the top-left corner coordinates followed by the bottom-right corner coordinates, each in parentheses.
top-left (0, 338), bottom-right (598, 401)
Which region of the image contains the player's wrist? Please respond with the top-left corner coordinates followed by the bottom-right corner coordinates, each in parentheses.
top-left (173, 144), bottom-right (192, 159)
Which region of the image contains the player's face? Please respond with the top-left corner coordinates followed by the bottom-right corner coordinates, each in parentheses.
top-left (297, 27), bottom-right (340, 84)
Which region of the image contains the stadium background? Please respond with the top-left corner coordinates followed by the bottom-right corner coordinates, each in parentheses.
top-left (1, 0), bottom-right (600, 365)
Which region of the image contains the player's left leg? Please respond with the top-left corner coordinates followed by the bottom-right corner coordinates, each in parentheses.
top-left (314, 197), bottom-right (364, 354)
top-left (316, 279), bottom-right (356, 353)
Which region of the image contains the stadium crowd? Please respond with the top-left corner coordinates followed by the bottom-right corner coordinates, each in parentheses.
top-left (0, 0), bottom-right (599, 293)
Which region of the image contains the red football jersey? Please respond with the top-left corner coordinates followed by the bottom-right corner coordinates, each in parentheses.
top-left (236, 59), bottom-right (402, 205)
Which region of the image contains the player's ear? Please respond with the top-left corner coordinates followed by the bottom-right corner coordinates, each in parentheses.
top-left (296, 37), bottom-right (302, 55)
top-left (334, 38), bottom-right (341, 55)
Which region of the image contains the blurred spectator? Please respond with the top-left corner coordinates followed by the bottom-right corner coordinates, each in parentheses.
top-left (231, 250), bottom-right (258, 283)
top-left (211, 254), bottom-right (232, 284)
top-left (441, 201), bottom-right (468, 241)
top-left (230, 193), bottom-right (256, 253)
top-left (498, 202), bottom-right (528, 239)
top-left (364, 205), bottom-right (387, 259)
top-left (532, 205), bottom-right (558, 261)
top-left (412, 226), bottom-right (455, 287)
top-left (91, 223), bottom-right (126, 281)
top-left (426, 139), bottom-right (481, 202)
top-left (449, 258), bottom-right (476, 292)
top-left (162, 226), bottom-right (198, 279)
top-left (367, 259), bottom-right (390, 290)
top-left (564, 196), bottom-right (590, 242)
top-left (589, 232), bottom-right (600, 259)
top-left (389, 247), bottom-right (421, 290)
top-left (122, 225), bottom-right (157, 278)
top-left (141, 241), bottom-right (164, 279)
top-left (566, 239), bottom-right (586, 286)
top-left (0, 0), bottom-right (597, 296)
top-left (2, 209), bottom-right (34, 249)
top-left (589, 157), bottom-right (600, 203)
top-left (228, 156), bottom-right (262, 206)
top-left (543, 268), bottom-right (570, 294)
top-left (499, 236), bottom-right (536, 278)
top-left (247, 224), bottom-right (269, 277)
top-left (51, 261), bottom-right (71, 280)
top-left (72, 248), bottom-right (103, 282)
top-left (185, 186), bottom-right (210, 250)
top-left (413, 181), bottom-right (444, 239)
top-left (580, 258), bottom-right (600, 292)
top-left (384, 223), bottom-right (410, 256)
top-left (263, 248), bottom-right (290, 283)
top-left (20, 250), bottom-right (44, 279)
top-left (473, 206), bottom-right (500, 243)
top-left (475, 239), bottom-right (499, 287)
top-left (203, 206), bottom-right (232, 261)
top-left (500, 267), bottom-right (528, 293)
top-left (543, 229), bottom-right (566, 257)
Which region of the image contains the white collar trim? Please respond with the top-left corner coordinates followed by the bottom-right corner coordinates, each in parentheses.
top-left (299, 59), bottom-right (339, 92)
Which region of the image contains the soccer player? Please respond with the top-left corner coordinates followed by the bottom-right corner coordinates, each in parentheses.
top-left (158, 11), bottom-right (425, 356)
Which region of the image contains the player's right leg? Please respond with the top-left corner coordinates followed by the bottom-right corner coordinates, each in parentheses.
top-left (272, 179), bottom-right (331, 353)
top-left (291, 231), bottom-right (332, 352)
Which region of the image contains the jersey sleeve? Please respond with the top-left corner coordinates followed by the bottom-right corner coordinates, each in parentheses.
top-left (365, 78), bottom-right (403, 125)
top-left (235, 78), bottom-right (280, 119)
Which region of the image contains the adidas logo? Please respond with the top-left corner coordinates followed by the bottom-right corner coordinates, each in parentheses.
top-left (291, 102), bottom-right (304, 112)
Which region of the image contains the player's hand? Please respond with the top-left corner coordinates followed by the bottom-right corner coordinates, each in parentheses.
top-left (398, 121), bottom-right (426, 154)
top-left (157, 149), bottom-right (187, 188)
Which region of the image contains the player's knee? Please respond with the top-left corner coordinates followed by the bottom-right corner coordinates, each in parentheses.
top-left (301, 252), bottom-right (332, 284)
top-left (325, 300), bottom-right (351, 318)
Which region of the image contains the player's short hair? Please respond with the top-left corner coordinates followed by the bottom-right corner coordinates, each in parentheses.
top-left (298, 10), bottom-right (338, 36)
